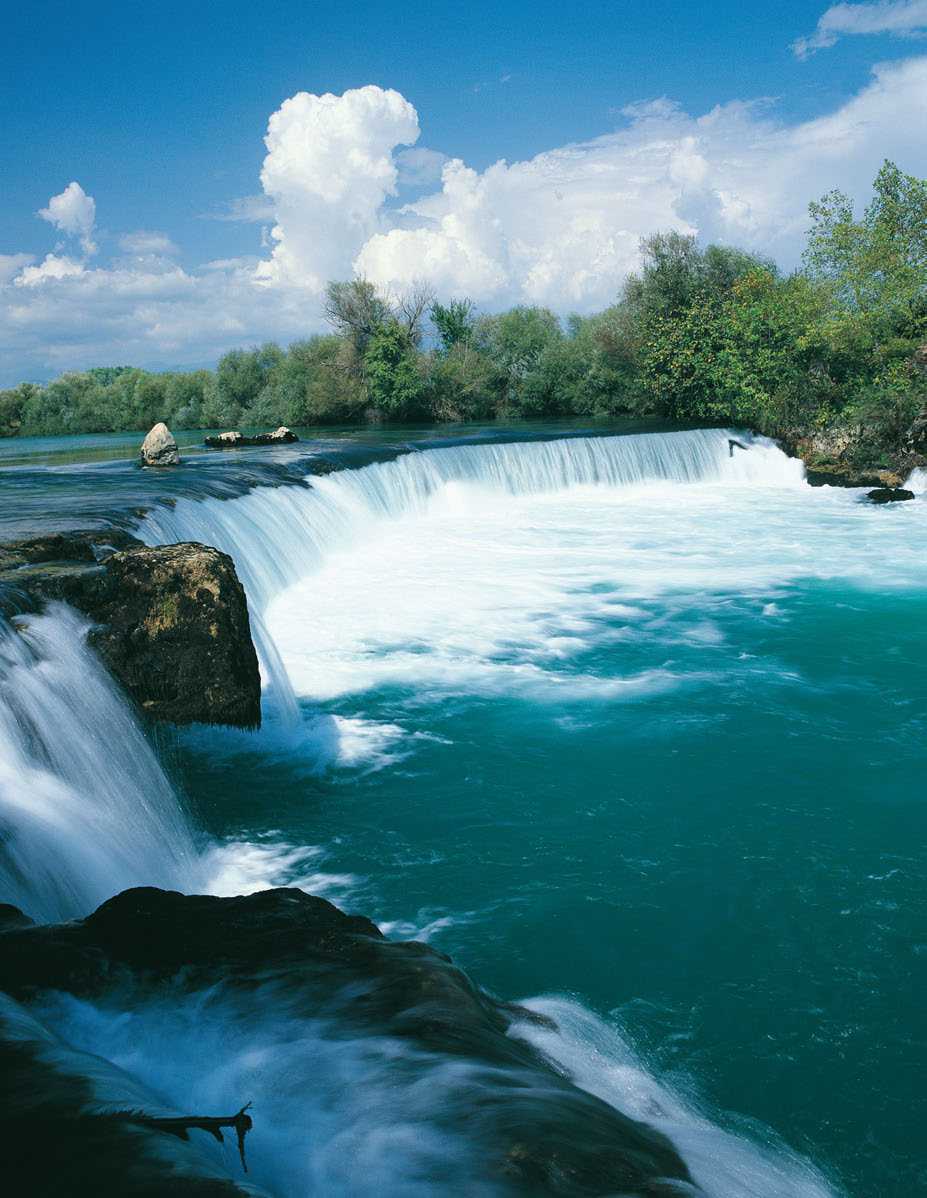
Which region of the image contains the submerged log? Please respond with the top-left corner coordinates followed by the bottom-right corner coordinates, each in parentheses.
top-left (126, 1103), bottom-right (253, 1172)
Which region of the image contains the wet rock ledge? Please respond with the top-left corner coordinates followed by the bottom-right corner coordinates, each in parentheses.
top-left (0, 532), bottom-right (261, 730)
top-left (0, 888), bottom-right (698, 1197)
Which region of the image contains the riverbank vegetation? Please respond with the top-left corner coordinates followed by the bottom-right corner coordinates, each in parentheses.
top-left (2, 162), bottom-right (924, 466)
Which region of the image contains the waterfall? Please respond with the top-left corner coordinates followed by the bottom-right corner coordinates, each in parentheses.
top-left (137, 428), bottom-right (805, 645)
top-left (0, 605), bottom-right (198, 923)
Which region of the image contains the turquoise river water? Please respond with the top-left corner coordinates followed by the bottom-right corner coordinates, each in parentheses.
top-left (0, 423), bottom-right (924, 1196)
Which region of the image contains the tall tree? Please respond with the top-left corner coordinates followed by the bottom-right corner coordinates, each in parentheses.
top-left (803, 160), bottom-right (927, 368)
top-left (323, 278), bottom-right (394, 360)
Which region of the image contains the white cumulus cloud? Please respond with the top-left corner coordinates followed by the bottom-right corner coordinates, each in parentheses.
top-left (793, 0), bottom-right (927, 58)
top-left (1, 64), bottom-right (925, 386)
top-left (352, 58), bottom-right (927, 312)
top-left (15, 254), bottom-right (86, 287)
top-left (256, 85), bottom-right (420, 289)
top-left (37, 181), bottom-right (97, 257)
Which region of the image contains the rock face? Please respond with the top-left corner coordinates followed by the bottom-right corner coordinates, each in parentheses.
top-left (0, 535), bottom-right (261, 729)
top-left (85, 543), bottom-right (261, 728)
top-left (0, 887), bottom-right (696, 1197)
top-left (140, 422), bottom-right (179, 467)
top-left (205, 427), bottom-right (299, 448)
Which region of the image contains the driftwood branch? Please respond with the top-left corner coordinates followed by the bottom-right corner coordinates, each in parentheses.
top-left (126, 1102), bottom-right (253, 1172)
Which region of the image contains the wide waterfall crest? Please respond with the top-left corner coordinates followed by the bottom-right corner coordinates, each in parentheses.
top-left (139, 427), bottom-right (805, 612)
top-left (0, 606), bottom-right (197, 923)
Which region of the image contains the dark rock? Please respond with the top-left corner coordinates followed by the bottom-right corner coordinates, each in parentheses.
top-left (0, 887), bottom-right (697, 1196)
top-left (803, 463), bottom-right (906, 488)
top-left (140, 422), bottom-right (180, 467)
top-left (866, 487), bottom-right (915, 504)
top-left (1, 541), bottom-right (261, 730)
top-left (0, 528), bottom-right (139, 571)
top-left (306, 457), bottom-right (342, 476)
top-left (205, 427), bottom-right (298, 448)
top-left (84, 543), bottom-right (261, 729)
top-left (204, 430), bottom-right (244, 448)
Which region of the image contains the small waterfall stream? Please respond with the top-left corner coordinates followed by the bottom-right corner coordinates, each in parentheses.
top-left (0, 605), bottom-right (197, 923)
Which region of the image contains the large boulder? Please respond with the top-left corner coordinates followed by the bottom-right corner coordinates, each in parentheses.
top-left (140, 422), bottom-right (179, 467)
top-left (83, 543), bottom-right (261, 729)
top-left (0, 536), bottom-right (261, 729)
top-left (867, 487), bottom-right (915, 504)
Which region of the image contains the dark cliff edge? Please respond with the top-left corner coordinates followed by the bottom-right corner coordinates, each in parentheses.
top-left (0, 532), bottom-right (261, 730)
top-left (0, 888), bottom-right (699, 1197)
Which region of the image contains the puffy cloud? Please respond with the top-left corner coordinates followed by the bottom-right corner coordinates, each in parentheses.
top-left (37, 182), bottom-right (97, 256)
top-left (395, 147), bottom-right (448, 186)
top-left (256, 85), bottom-right (420, 289)
top-left (0, 257), bottom-right (315, 384)
top-left (1, 64), bottom-right (925, 386)
top-left (15, 254), bottom-right (85, 287)
top-left (354, 58), bottom-right (927, 311)
top-left (793, 0), bottom-right (927, 58)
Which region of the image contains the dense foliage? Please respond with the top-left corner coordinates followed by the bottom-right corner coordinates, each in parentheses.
top-left (2, 163), bottom-right (924, 457)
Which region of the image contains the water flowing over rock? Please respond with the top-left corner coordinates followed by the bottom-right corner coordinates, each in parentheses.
top-left (0, 887), bottom-right (697, 1197)
top-left (140, 421), bottom-right (179, 467)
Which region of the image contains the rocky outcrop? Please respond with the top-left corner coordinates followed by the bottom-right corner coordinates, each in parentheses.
top-left (0, 888), bottom-right (697, 1197)
top-left (777, 426), bottom-right (918, 488)
top-left (82, 543), bottom-right (261, 729)
top-left (867, 487), bottom-right (915, 504)
top-left (0, 534), bottom-right (261, 729)
top-left (140, 422), bottom-right (179, 466)
top-left (904, 405), bottom-right (927, 455)
top-left (205, 427), bottom-right (298, 448)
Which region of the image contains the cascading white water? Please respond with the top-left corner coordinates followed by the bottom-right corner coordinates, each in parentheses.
top-left (0, 605), bottom-right (198, 923)
top-left (136, 430), bottom-right (806, 704)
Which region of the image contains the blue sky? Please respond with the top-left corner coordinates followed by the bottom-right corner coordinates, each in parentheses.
top-left (2, 0), bottom-right (926, 385)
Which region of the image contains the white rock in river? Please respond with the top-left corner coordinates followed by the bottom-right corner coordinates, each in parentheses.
top-left (140, 422), bottom-right (180, 467)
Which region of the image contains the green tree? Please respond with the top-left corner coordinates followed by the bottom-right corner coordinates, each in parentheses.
top-left (323, 278), bottom-right (394, 363)
top-left (430, 299), bottom-right (477, 354)
top-left (364, 319), bottom-right (425, 417)
top-left (804, 160), bottom-right (927, 369)
top-left (475, 306), bottom-right (562, 413)
top-left (0, 382), bottom-right (37, 436)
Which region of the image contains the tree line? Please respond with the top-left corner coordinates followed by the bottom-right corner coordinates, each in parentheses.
top-left (2, 162), bottom-right (924, 465)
